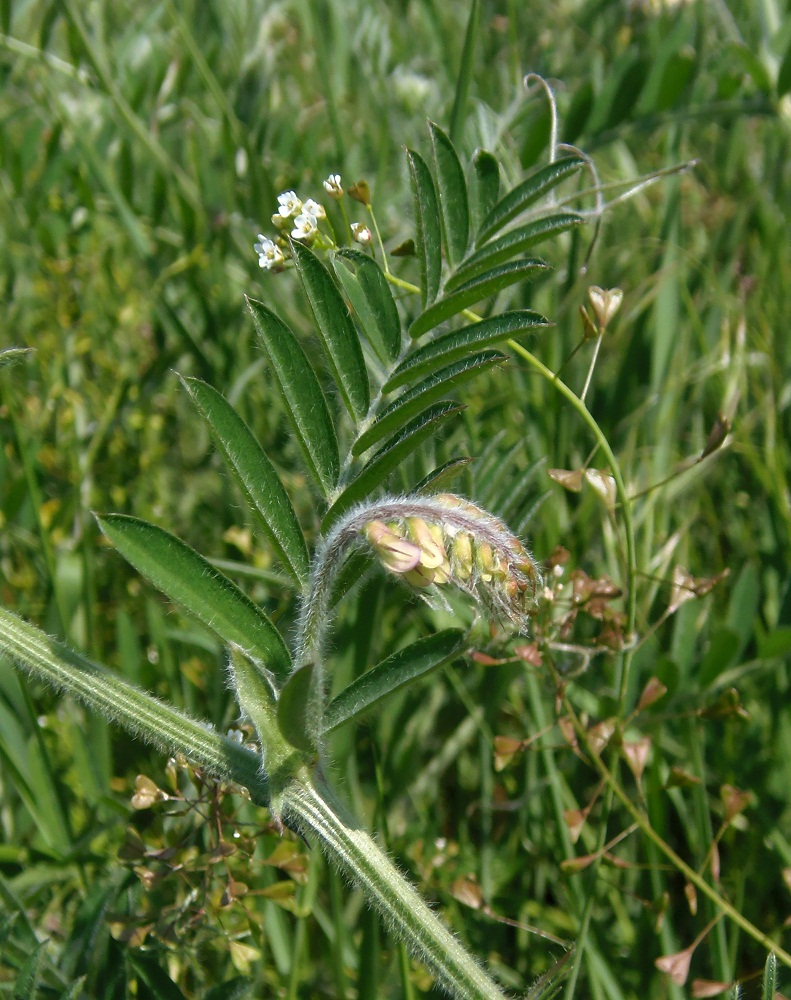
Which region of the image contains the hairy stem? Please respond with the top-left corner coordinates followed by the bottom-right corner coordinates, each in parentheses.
top-left (0, 604), bottom-right (511, 998)
top-left (284, 771), bottom-right (511, 1000)
top-left (0, 606), bottom-right (270, 802)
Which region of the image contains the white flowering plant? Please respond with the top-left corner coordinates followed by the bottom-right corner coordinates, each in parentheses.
top-left (0, 99), bottom-right (752, 999)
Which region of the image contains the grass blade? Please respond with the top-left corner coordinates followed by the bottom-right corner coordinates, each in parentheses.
top-left (97, 514), bottom-right (291, 683)
top-left (247, 296), bottom-right (340, 497)
top-left (448, 0), bottom-right (481, 146)
top-left (291, 240), bottom-right (370, 421)
top-left (181, 377), bottom-right (310, 588)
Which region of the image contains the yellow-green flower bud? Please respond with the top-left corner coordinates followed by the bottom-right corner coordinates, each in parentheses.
top-left (363, 520), bottom-right (421, 574)
top-left (357, 493), bottom-right (541, 633)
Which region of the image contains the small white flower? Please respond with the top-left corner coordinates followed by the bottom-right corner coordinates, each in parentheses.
top-left (277, 190), bottom-right (302, 217)
top-left (351, 222), bottom-right (372, 245)
top-left (271, 211), bottom-right (289, 229)
top-left (254, 235), bottom-right (286, 270)
top-left (291, 212), bottom-right (319, 242)
top-left (302, 198), bottom-right (326, 220)
top-left (323, 173), bottom-right (343, 198)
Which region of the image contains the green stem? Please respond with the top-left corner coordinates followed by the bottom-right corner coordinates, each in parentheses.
top-left (284, 772), bottom-right (510, 1000)
top-left (0, 606), bottom-right (270, 803)
top-left (508, 342), bottom-right (638, 998)
top-left (0, 604), bottom-right (510, 999)
top-left (567, 697), bottom-right (791, 970)
top-left (507, 341), bottom-right (637, 703)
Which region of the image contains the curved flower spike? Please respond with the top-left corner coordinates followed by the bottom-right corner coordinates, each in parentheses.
top-left (359, 494), bottom-right (541, 633)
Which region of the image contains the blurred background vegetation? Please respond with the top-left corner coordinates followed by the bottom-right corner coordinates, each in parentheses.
top-left (1, 1), bottom-right (790, 997)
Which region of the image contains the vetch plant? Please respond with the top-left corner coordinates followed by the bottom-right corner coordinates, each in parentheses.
top-left (1, 94), bottom-right (778, 997)
top-left (0, 112), bottom-right (581, 999)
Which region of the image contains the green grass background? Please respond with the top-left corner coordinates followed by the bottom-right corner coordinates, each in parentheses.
top-left (1, 1), bottom-right (791, 997)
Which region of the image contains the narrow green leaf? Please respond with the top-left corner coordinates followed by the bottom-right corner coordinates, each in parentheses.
top-left (204, 979), bottom-right (253, 1000)
top-left (655, 50), bottom-right (697, 111)
top-left (98, 514), bottom-right (291, 682)
top-left (276, 663), bottom-right (317, 753)
top-left (13, 941), bottom-right (46, 999)
top-left (565, 81), bottom-right (594, 144)
top-left (324, 630), bottom-right (465, 733)
top-left (762, 953), bottom-right (777, 1000)
top-left (0, 348), bottom-right (33, 369)
top-left (353, 351), bottom-right (506, 455)
top-left (757, 626), bottom-right (791, 660)
top-left (228, 648), bottom-right (294, 771)
top-left (129, 953), bottom-right (188, 1000)
top-left (778, 34), bottom-right (791, 97)
top-left (730, 42), bottom-right (772, 95)
top-left (469, 149), bottom-right (500, 232)
top-left (698, 627), bottom-right (740, 688)
top-left (58, 977), bottom-right (87, 1000)
top-left (448, 0), bottom-right (480, 145)
top-left (383, 311), bottom-right (550, 391)
top-left (406, 148), bottom-right (442, 307)
top-left (604, 58), bottom-right (649, 129)
top-left (0, 695), bottom-right (72, 851)
top-left (446, 213), bottom-right (584, 292)
top-left (246, 296), bottom-right (340, 497)
top-left (332, 249), bottom-right (401, 363)
top-left (409, 259), bottom-right (550, 339)
top-left (414, 457), bottom-right (474, 494)
top-left (290, 240), bottom-right (370, 421)
top-left (477, 156), bottom-right (585, 243)
top-left (181, 377), bottom-right (309, 588)
top-left (429, 121), bottom-right (469, 266)
top-left (323, 402), bottom-right (464, 528)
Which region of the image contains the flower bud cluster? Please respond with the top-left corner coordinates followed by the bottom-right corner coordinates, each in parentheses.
top-left (362, 494), bottom-right (540, 633)
top-left (254, 174), bottom-right (374, 270)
